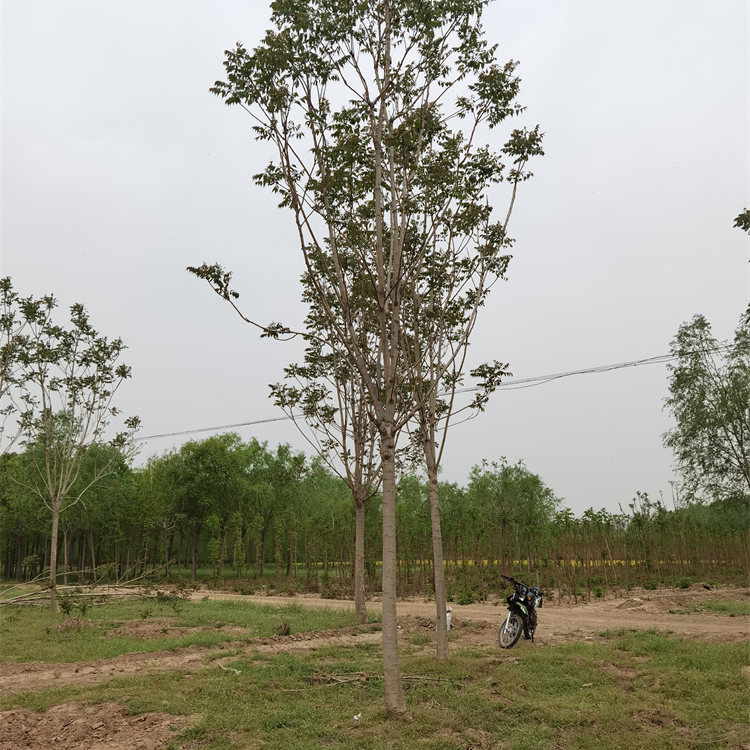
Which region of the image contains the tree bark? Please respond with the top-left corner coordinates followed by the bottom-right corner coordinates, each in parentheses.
top-left (380, 425), bottom-right (406, 716)
top-left (354, 496), bottom-right (367, 625)
top-left (164, 527), bottom-right (170, 578)
top-left (191, 525), bottom-right (200, 581)
top-left (426, 458), bottom-right (449, 660)
top-left (62, 526), bottom-right (69, 586)
top-left (49, 505), bottom-right (60, 614)
top-left (89, 530), bottom-right (97, 581)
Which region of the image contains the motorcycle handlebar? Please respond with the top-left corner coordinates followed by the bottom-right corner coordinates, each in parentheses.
top-left (501, 575), bottom-right (546, 597)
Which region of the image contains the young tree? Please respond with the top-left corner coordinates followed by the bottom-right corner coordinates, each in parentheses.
top-left (663, 313), bottom-right (750, 503)
top-left (271, 324), bottom-right (382, 623)
top-left (195, 0), bottom-right (542, 714)
top-left (5, 294), bottom-right (139, 611)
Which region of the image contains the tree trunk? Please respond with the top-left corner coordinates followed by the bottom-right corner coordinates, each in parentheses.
top-left (425, 450), bottom-right (448, 660)
top-left (191, 525), bottom-right (200, 581)
top-left (219, 526), bottom-right (227, 579)
top-left (89, 530), bottom-right (97, 581)
top-left (49, 505), bottom-right (60, 613)
top-left (380, 425), bottom-right (405, 715)
top-left (62, 527), bottom-right (69, 586)
top-left (164, 527), bottom-right (170, 578)
top-left (354, 497), bottom-right (367, 625)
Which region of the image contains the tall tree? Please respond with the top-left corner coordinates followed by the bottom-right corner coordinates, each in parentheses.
top-left (194, 0), bottom-right (542, 715)
top-left (663, 313), bottom-right (750, 503)
top-left (4, 293), bottom-right (139, 611)
top-left (175, 433), bottom-right (246, 580)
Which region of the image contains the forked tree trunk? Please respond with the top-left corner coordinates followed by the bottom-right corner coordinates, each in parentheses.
top-left (379, 425), bottom-right (406, 716)
top-left (354, 497), bottom-right (367, 625)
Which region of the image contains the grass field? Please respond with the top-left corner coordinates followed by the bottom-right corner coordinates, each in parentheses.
top-left (1, 599), bottom-right (748, 749)
top-left (0, 597), bottom-right (368, 663)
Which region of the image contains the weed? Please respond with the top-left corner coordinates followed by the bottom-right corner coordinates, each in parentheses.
top-left (409, 634), bottom-right (431, 646)
top-left (669, 600), bottom-right (750, 616)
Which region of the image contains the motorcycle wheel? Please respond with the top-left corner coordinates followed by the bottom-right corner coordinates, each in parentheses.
top-left (498, 612), bottom-right (524, 649)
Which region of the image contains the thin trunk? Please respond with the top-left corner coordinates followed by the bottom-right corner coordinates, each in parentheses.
top-left (191, 525), bottom-right (200, 582)
top-left (314, 529), bottom-right (319, 589)
top-left (89, 529), bottom-right (97, 581)
top-left (260, 533), bottom-right (266, 578)
top-left (380, 427), bottom-right (405, 715)
top-left (219, 526), bottom-right (227, 579)
top-left (426, 452), bottom-right (448, 660)
top-left (62, 527), bottom-right (69, 586)
top-left (354, 497), bottom-right (367, 625)
top-left (49, 505), bottom-right (60, 613)
top-left (164, 527), bottom-right (170, 578)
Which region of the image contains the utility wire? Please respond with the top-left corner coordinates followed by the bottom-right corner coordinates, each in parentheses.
top-left (136, 344), bottom-right (735, 442)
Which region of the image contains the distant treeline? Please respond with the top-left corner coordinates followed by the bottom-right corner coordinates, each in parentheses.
top-left (2, 434), bottom-right (747, 598)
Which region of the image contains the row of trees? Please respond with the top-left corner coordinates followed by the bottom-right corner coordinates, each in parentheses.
top-left (3, 435), bottom-right (747, 595)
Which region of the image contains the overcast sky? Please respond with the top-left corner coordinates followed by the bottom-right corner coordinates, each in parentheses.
top-left (2, 1), bottom-right (747, 515)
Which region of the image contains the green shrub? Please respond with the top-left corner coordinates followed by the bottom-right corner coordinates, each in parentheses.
top-left (457, 589), bottom-right (476, 606)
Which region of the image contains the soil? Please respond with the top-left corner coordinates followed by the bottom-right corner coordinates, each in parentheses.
top-left (1, 582), bottom-right (747, 749)
top-left (0, 701), bottom-right (198, 750)
top-left (186, 581), bottom-right (750, 645)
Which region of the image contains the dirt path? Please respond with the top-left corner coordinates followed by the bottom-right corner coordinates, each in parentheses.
top-left (190, 583), bottom-right (750, 644)
top-left (0, 627), bottom-right (381, 698)
top-left (1, 583), bottom-right (747, 700)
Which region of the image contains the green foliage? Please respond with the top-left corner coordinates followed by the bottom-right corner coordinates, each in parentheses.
top-left (456, 589), bottom-right (477, 606)
top-left (669, 600), bottom-right (750, 616)
top-left (664, 312), bottom-right (750, 503)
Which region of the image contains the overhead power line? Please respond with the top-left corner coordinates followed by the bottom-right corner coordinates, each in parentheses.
top-left (136, 344), bottom-right (735, 442)
top-left (453, 344), bottom-right (733, 393)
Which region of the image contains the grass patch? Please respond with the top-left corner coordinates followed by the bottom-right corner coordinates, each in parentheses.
top-left (2, 628), bottom-right (747, 749)
top-left (668, 600), bottom-right (750, 616)
top-left (408, 634), bottom-right (431, 646)
top-left (0, 598), bottom-right (369, 664)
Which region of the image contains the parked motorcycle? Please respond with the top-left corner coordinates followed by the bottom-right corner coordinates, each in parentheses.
top-left (498, 574), bottom-right (544, 649)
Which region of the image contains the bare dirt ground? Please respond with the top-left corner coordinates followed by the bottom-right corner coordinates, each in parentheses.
top-left (188, 581), bottom-right (750, 645)
top-left (1, 582), bottom-right (747, 749)
top-left (0, 701), bottom-right (198, 750)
